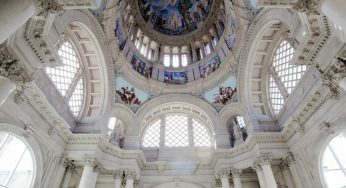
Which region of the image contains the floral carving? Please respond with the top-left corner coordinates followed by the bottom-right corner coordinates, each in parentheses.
top-left (292, 0), bottom-right (321, 15)
top-left (322, 57), bottom-right (346, 96)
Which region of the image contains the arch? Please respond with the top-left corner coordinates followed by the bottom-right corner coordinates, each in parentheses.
top-left (136, 94), bottom-right (219, 133)
top-left (0, 123), bottom-right (44, 188)
top-left (58, 10), bottom-right (112, 122)
top-left (238, 8), bottom-right (298, 121)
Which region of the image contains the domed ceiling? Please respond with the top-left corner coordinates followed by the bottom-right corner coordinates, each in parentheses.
top-left (138, 0), bottom-right (213, 36)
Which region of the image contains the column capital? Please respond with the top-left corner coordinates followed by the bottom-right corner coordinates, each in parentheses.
top-left (113, 170), bottom-right (123, 179)
top-left (255, 153), bottom-right (273, 166)
top-left (82, 156), bottom-right (99, 168)
top-left (251, 164), bottom-right (262, 172)
top-left (124, 170), bottom-right (136, 180)
top-left (230, 169), bottom-right (242, 178)
top-left (64, 159), bottom-right (76, 173)
top-left (217, 169), bottom-right (230, 179)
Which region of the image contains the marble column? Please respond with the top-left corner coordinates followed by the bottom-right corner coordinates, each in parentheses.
top-left (256, 154), bottom-right (278, 188)
top-left (61, 160), bottom-right (76, 188)
top-left (0, 0), bottom-right (36, 43)
top-left (280, 163), bottom-right (295, 188)
top-left (113, 170), bottom-right (122, 188)
top-left (252, 165), bottom-right (266, 188)
top-left (218, 170), bottom-right (230, 188)
top-left (286, 153), bottom-right (304, 188)
top-left (78, 158), bottom-right (99, 188)
top-left (125, 171), bottom-right (136, 188)
top-left (231, 169), bottom-right (242, 188)
top-left (0, 76), bottom-right (16, 105)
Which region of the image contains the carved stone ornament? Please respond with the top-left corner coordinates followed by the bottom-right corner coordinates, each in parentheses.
top-left (25, 15), bottom-right (62, 68)
top-left (64, 159), bottom-right (77, 173)
top-left (0, 42), bottom-right (31, 102)
top-left (218, 169), bottom-right (230, 179)
top-left (34, 0), bottom-right (62, 17)
top-left (255, 153), bottom-right (273, 166)
top-left (322, 57), bottom-right (346, 96)
top-left (292, 0), bottom-right (321, 15)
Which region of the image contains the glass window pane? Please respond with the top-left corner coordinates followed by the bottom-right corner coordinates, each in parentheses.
top-left (142, 120), bottom-right (161, 147)
top-left (165, 115), bottom-right (189, 147)
top-left (192, 119), bottom-right (211, 147)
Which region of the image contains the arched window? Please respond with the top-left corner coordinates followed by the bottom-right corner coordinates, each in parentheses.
top-left (142, 114), bottom-right (212, 148)
top-left (46, 41), bottom-right (84, 117)
top-left (321, 132), bottom-right (346, 188)
top-left (0, 132), bottom-right (34, 188)
top-left (269, 40), bottom-right (307, 114)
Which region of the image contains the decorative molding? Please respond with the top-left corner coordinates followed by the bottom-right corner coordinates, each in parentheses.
top-left (292, 0), bottom-right (322, 15)
top-left (322, 56), bottom-right (346, 96)
top-left (64, 159), bottom-right (77, 173)
top-left (254, 153), bottom-right (273, 166)
top-left (0, 42), bottom-right (31, 103)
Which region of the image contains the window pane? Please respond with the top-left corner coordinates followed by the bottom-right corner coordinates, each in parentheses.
top-left (164, 54), bottom-right (170, 67)
top-left (143, 120), bottom-right (161, 147)
top-left (0, 133), bottom-right (34, 188)
top-left (269, 40), bottom-right (307, 114)
top-left (236, 116), bottom-right (246, 128)
top-left (322, 132), bottom-right (346, 188)
top-left (46, 42), bottom-right (81, 96)
top-left (172, 55), bottom-right (179, 68)
top-left (165, 115), bottom-right (189, 147)
top-left (181, 54), bottom-right (188, 67)
top-left (108, 117), bottom-right (117, 130)
top-left (192, 119), bottom-right (211, 147)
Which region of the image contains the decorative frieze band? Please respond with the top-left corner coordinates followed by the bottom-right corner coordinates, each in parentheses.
top-left (322, 56), bottom-right (346, 96)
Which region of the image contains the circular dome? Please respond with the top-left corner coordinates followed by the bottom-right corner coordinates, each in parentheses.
top-left (138, 0), bottom-right (214, 36)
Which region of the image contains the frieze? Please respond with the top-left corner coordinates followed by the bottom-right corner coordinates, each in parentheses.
top-left (292, 0), bottom-right (322, 15)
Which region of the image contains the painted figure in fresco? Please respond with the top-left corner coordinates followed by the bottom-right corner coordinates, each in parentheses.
top-left (138, 0), bottom-right (212, 35)
top-left (116, 87), bottom-right (141, 105)
top-left (200, 57), bottom-right (221, 78)
top-left (213, 86), bottom-right (237, 105)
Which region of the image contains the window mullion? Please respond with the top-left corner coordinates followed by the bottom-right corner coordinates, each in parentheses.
top-left (4, 148), bottom-right (27, 186)
top-left (65, 70), bottom-right (82, 101)
top-left (329, 145), bottom-right (346, 176)
top-left (160, 116), bottom-right (165, 148)
top-left (188, 116), bottom-right (194, 147)
top-left (269, 67), bottom-right (288, 99)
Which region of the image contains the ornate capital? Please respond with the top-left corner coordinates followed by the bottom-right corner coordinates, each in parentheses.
top-left (217, 169), bottom-right (230, 179)
top-left (113, 170), bottom-right (123, 179)
top-left (292, 0), bottom-right (321, 15)
top-left (0, 42), bottom-right (31, 88)
top-left (231, 169), bottom-right (242, 178)
top-left (322, 57), bottom-right (346, 96)
top-left (124, 170), bottom-right (136, 180)
top-left (34, 0), bottom-right (62, 17)
top-left (83, 156), bottom-right (99, 168)
top-left (251, 164), bottom-right (262, 172)
top-left (64, 159), bottom-right (76, 173)
top-left (255, 153), bottom-right (273, 166)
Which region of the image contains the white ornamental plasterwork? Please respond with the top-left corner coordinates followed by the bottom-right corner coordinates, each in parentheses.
top-left (321, 56), bottom-right (346, 96)
top-left (25, 0), bottom-right (63, 68)
top-left (292, 0), bottom-right (322, 15)
top-left (0, 42), bottom-right (31, 103)
top-left (57, 0), bottom-right (101, 9)
top-left (294, 15), bottom-right (331, 66)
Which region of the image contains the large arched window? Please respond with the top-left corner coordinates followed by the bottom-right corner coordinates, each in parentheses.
top-left (46, 41), bottom-right (84, 117)
top-left (142, 114), bottom-right (212, 148)
top-left (0, 132), bottom-right (35, 188)
top-left (269, 40), bottom-right (307, 114)
top-left (321, 132), bottom-right (346, 188)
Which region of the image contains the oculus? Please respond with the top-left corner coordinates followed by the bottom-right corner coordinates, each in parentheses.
top-left (138, 0), bottom-right (213, 35)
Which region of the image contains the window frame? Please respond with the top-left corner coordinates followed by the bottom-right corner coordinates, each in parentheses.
top-left (268, 39), bottom-right (307, 116)
top-left (141, 113), bottom-right (213, 149)
top-left (45, 39), bottom-right (86, 118)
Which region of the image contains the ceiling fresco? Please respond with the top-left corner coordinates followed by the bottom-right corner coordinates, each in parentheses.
top-left (138, 0), bottom-right (213, 35)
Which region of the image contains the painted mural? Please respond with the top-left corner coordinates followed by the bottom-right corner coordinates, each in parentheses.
top-left (138, 0), bottom-right (213, 35)
top-left (204, 75), bottom-right (237, 105)
top-left (131, 55), bottom-right (153, 79)
top-left (116, 87), bottom-right (141, 105)
top-left (164, 71), bottom-right (188, 84)
top-left (199, 54), bottom-right (221, 78)
top-left (115, 19), bottom-right (127, 50)
top-left (225, 17), bottom-right (236, 50)
top-left (115, 77), bottom-right (149, 106)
